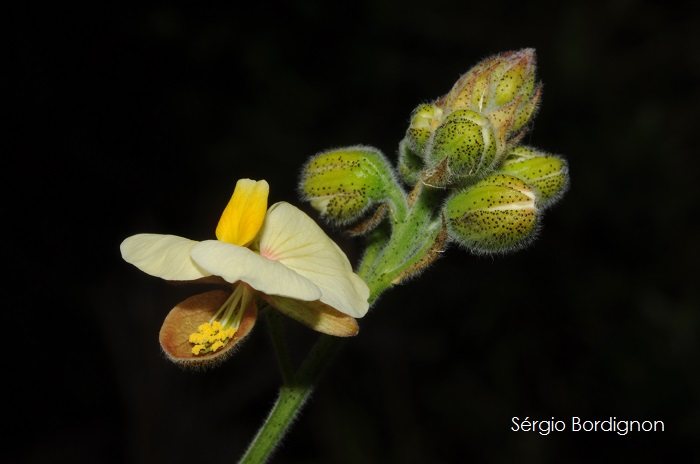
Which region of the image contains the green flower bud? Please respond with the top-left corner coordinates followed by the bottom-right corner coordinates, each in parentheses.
top-left (404, 104), bottom-right (444, 157)
top-left (300, 146), bottom-right (397, 224)
top-left (445, 174), bottom-right (539, 254)
top-left (425, 109), bottom-right (498, 185)
top-left (397, 139), bottom-right (424, 185)
top-left (438, 49), bottom-right (541, 146)
top-left (398, 104), bottom-right (443, 184)
top-left (499, 146), bottom-right (569, 208)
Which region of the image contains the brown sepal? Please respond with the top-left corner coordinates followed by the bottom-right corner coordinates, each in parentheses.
top-left (421, 157), bottom-right (450, 187)
top-left (407, 181), bottom-right (423, 207)
top-left (346, 203), bottom-right (388, 236)
top-left (261, 295), bottom-right (359, 337)
top-left (159, 289), bottom-right (257, 368)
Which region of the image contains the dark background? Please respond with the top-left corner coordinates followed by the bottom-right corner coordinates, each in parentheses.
top-left (9, 1), bottom-right (700, 463)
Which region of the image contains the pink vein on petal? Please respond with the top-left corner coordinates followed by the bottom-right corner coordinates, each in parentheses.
top-left (261, 247), bottom-right (279, 260)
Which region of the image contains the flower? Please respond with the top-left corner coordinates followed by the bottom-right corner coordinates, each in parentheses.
top-left (120, 179), bottom-right (370, 366)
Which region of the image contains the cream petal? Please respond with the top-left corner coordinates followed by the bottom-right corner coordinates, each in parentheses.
top-left (120, 234), bottom-right (211, 281)
top-left (258, 202), bottom-right (370, 318)
top-left (190, 240), bottom-right (322, 301)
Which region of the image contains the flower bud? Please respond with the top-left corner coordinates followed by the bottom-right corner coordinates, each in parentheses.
top-left (300, 146), bottom-right (396, 224)
top-left (499, 146), bottom-right (569, 208)
top-left (424, 109), bottom-right (498, 186)
top-left (404, 104), bottom-right (444, 157)
top-left (444, 174), bottom-right (539, 254)
top-left (397, 139), bottom-right (424, 185)
top-left (398, 104), bottom-right (443, 184)
top-left (438, 49), bottom-right (541, 146)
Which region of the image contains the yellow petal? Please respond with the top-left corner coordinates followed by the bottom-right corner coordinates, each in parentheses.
top-left (216, 179), bottom-right (269, 247)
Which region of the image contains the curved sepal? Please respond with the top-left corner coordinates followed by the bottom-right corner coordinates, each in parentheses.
top-left (159, 290), bottom-right (257, 368)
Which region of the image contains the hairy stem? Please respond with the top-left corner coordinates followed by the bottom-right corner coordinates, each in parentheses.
top-left (264, 306), bottom-right (294, 384)
top-left (238, 335), bottom-right (346, 464)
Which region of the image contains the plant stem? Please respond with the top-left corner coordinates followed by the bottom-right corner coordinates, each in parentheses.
top-left (238, 335), bottom-right (346, 464)
top-left (263, 306), bottom-right (294, 384)
top-left (361, 183), bottom-right (444, 300)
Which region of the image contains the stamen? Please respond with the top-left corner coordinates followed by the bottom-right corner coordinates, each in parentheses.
top-left (188, 284), bottom-right (252, 356)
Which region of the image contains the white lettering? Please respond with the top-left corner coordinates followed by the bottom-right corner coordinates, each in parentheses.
top-left (511, 416), bottom-right (522, 432)
top-left (572, 416), bottom-right (581, 431)
top-left (512, 416), bottom-right (566, 434)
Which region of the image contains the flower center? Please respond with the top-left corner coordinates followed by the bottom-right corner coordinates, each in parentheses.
top-left (188, 283), bottom-right (253, 356)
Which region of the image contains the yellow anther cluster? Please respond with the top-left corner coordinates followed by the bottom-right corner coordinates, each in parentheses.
top-left (188, 321), bottom-right (236, 356)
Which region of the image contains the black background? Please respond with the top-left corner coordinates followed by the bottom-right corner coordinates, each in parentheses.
top-left (9, 1), bottom-right (700, 463)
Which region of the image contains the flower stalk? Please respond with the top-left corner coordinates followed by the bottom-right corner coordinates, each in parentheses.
top-left (263, 306), bottom-right (294, 384)
top-left (239, 335), bottom-right (347, 464)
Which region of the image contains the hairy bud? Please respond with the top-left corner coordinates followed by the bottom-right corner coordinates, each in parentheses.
top-left (398, 104), bottom-right (443, 184)
top-left (444, 174), bottom-right (539, 254)
top-left (300, 146), bottom-right (397, 224)
top-left (424, 110), bottom-right (498, 186)
top-left (405, 104), bottom-right (444, 157)
top-left (398, 139), bottom-right (424, 185)
top-left (499, 146), bottom-right (569, 208)
top-left (438, 49), bottom-right (541, 147)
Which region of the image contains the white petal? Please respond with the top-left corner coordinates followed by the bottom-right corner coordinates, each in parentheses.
top-left (258, 202), bottom-right (370, 318)
top-left (120, 234), bottom-right (211, 281)
top-left (190, 240), bottom-right (322, 301)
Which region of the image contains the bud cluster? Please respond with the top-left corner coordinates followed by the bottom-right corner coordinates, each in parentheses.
top-left (300, 49), bottom-right (568, 256)
top-left (398, 49), bottom-right (568, 254)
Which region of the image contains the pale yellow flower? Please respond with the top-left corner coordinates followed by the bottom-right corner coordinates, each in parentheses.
top-left (120, 179), bottom-right (369, 366)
